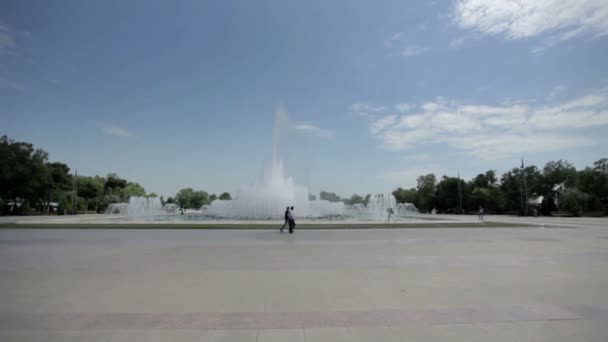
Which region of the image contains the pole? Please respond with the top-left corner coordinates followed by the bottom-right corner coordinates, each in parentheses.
top-left (72, 169), bottom-right (78, 215)
top-left (457, 172), bottom-right (462, 214)
top-left (519, 158), bottom-right (525, 216)
top-left (522, 158), bottom-right (528, 216)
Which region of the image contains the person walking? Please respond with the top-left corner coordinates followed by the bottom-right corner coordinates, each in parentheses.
top-left (289, 207), bottom-right (296, 234)
top-left (478, 206), bottom-right (484, 221)
top-left (280, 206), bottom-right (290, 233)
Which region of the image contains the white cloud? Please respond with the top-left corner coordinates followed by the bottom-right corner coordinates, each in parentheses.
top-left (94, 122), bottom-right (134, 137)
top-left (350, 103), bottom-right (386, 119)
top-left (363, 88), bottom-right (608, 159)
top-left (450, 36), bottom-right (467, 48)
top-left (384, 32), bottom-right (403, 48)
top-left (400, 46), bottom-right (430, 57)
top-left (294, 124), bottom-right (335, 138)
top-left (547, 84), bottom-right (568, 101)
top-left (395, 102), bottom-right (414, 113)
top-left (453, 0), bottom-right (608, 47)
top-left (402, 153), bottom-right (432, 161)
top-left (370, 115), bottom-right (398, 135)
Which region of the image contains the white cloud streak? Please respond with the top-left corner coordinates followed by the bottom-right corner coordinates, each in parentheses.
top-left (400, 46), bottom-right (430, 57)
top-left (294, 124), bottom-right (335, 138)
top-left (395, 102), bottom-right (414, 113)
top-left (366, 88), bottom-right (608, 160)
top-left (453, 0), bottom-right (608, 46)
top-left (95, 122), bottom-right (135, 138)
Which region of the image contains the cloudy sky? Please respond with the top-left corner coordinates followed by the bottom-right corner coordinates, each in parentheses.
top-left (1, 0), bottom-right (607, 197)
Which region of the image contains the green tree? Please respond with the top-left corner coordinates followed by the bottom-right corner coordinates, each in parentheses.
top-left (416, 174), bottom-right (436, 212)
top-left (320, 191), bottom-right (341, 202)
top-left (344, 194), bottom-right (365, 206)
top-left (500, 165), bottom-right (543, 214)
top-left (0, 135), bottom-right (51, 210)
top-left (559, 188), bottom-right (587, 216)
top-left (434, 176), bottom-right (467, 213)
top-left (219, 192), bottom-right (232, 200)
top-left (122, 182), bottom-right (146, 199)
top-left (541, 160), bottom-right (577, 195)
top-left (593, 158), bottom-right (608, 174)
top-left (364, 194), bottom-right (371, 206)
top-left (175, 188), bottom-right (209, 209)
top-left (104, 173), bottom-right (127, 194)
top-left (392, 187), bottom-right (417, 205)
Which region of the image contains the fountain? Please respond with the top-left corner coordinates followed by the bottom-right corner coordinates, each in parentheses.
top-left (105, 196), bottom-right (163, 218)
top-left (205, 107), bottom-right (343, 219)
top-left (104, 107), bottom-right (419, 222)
top-left (203, 108), bottom-right (417, 220)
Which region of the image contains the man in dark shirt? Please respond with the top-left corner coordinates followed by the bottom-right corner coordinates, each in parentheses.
top-left (280, 206), bottom-right (290, 232)
top-left (288, 206), bottom-right (295, 234)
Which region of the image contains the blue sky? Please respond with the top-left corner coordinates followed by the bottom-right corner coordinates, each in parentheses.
top-left (2, 0), bottom-right (607, 198)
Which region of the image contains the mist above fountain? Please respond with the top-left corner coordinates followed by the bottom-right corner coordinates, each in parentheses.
top-left (205, 107), bottom-right (338, 218)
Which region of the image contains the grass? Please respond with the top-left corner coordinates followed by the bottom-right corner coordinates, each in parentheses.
top-left (0, 222), bottom-right (536, 229)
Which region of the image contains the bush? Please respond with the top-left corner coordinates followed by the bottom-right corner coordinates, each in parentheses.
top-left (558, 189), bottom-right (588, 216)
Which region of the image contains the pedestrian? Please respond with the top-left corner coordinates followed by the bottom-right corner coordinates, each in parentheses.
top-left (280, 206), bottom-right (290, 233)
top-left (289, 207), bottom-right (296, 233)
top-left (478, 206), bottom-right (484, 221)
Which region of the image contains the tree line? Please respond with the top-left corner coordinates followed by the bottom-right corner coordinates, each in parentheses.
top-left (0, 136), bottom-right (230, 215)
top-left (391, 159), bottom-right (608, 216)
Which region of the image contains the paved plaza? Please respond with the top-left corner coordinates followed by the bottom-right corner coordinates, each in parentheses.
top-left (1, 218), bottom-right (608, 341)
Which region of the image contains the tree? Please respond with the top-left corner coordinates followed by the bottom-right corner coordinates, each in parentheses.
top-left (392, 187), bottom-right (417, 205)
top-left (320, 191), bottom-right (341, 202)
top-left (219, 192), bottom-right (232, 200)
top-left (593, 158), bottom-right (608, 174)
top-left (559, 188), bottom-right (587, 216)
top-left (364, 194), bottom-right (371, 206)
top-left (309, 193), bottom-right (317, 201)
top-left (434, 176), bottom-right (467, 213)
top-left (0, 135), bottom-right (51, 209)
top-left (148, 192), bottom-right (158, 198)
top-left (541, 160), bottom-right (577, 194)
top-left (500, 165), bottom-right (543, 214)
top-left (416, 173), bottom-right (436, 211)
top-left (209, 194), bottom-right (218, 202)
top-left (175, 188), bottom-right (209, 209)
top-left (104, 173), bottom-right (127, 194)
top-left (122, 182), bottom-right (146, 199)
top-left (344, 194), bottom-right (365, 206)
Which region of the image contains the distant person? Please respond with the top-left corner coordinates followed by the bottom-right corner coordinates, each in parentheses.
top-left (478, 206), bottom-right (484, 221)
top-left (288, 206), bottom-right (295, 234)
top-left (386, 207), bottom-right (394, 223)
top-left (280, 206), bottom-right (290, 233)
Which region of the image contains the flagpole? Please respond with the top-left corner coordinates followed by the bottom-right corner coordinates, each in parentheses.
top-left (522, 158), bottom-right (528, 216)
top-left (72, 169), bottom-right (78, 215)
top-left (457, 172), bottom-right (462, 214)
top-left (519, 158), bottom-right (525, 216)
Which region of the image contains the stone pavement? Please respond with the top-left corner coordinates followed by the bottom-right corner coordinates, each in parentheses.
top-left (1, 226), bottom-right (608, 341)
